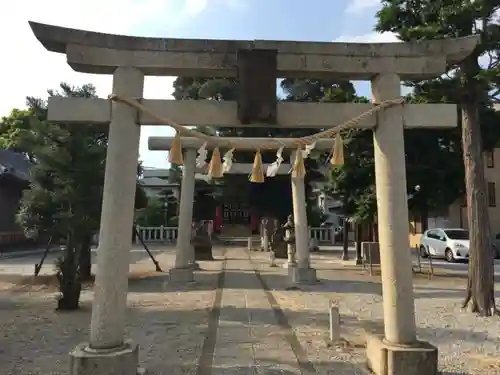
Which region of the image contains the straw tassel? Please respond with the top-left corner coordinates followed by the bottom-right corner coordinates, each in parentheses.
top-left (330, 134), bottom-right (344, 166)
top-left (250, 150), bottom-right (265, 183)
top-left (168, 131), bottom-right (184, 165)
top-left (291, 148), bottom-right (306, 178)
top-left (208, 147), bottom-right (223, 179)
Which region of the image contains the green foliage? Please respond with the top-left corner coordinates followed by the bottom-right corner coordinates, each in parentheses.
top-left (15, 84), bottom-right (106, 241)
top-left (327, 129), bottom-right (377, 223)
top-left (135, 188), bottom-right (178, 226)
top-left (168, 164), bottom-right (182, 184)
top-left (0, 109), bottom-right (39, 162)
top-left (135, 197), bottom-right (167, 227)
top-left (135, 184), bottom-right (149, 210)
top-left (0, 82), bottom-right (147, 309)
top-left (308, 206), bottom-right (326, 227)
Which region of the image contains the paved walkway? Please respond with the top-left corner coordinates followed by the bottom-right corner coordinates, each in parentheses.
top-left (206, 248), bottom-right (317, 374)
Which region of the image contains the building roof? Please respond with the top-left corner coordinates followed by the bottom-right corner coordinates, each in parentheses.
top-left (139, 176), bottom-right (177, 188)
top-left (0, 149), bottom-right (32, 182)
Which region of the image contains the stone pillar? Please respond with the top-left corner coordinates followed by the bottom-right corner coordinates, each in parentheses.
top-left (170, 148), bottom-right (197, 282)
top-left (70, 67), bottom-right (144, 375)
top-left (289, 152), bottom-right (316, 283)
top-left (285, 223), bottom-right (296, 268)
top-left (366, 74), bottom-right (437, 375)
top-left (291, 176), bottom-right (309, 268)
top-left (372, 73), bottom-right (416, 344)
top-left (286, 240), bottom-right (296, 267)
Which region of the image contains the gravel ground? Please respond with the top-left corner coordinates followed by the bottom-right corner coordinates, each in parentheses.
top-left (251, 250), bottom-right (500, 375)
top-left (1, 246), bottom-right (500, 375)
top-left (0, 249), bottom-right (224, 375)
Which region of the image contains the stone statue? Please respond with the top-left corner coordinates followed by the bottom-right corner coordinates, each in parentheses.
top-left (261, 216), bottom-right (277, 252)
top-left (192, 221), bottom-right (213, 261)
top-left (283, 214), bottom-right (297, 264)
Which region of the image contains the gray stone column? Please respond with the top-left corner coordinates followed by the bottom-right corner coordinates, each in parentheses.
top-left (69, 67), bottom-right (144, 375)
top-left (89, 67), bottom-right (144, 349)
top-left (289, 151), bottom-right (316, 283)
top-left (291, 176), bottom-right (309, 268)
top-left (372, 73), bottom-right (416, 344)
top-left (170, 148), bottom-right (197, 282)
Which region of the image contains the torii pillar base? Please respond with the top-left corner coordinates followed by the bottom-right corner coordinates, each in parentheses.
top-left (366, 334), bottom-right (438, 375)
top-left (289, 266), bottom-right (317, 284)
top-left (69, 340), bottom-right (145, 375)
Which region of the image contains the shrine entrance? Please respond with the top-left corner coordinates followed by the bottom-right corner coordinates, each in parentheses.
top-left (30, 20), bottom-right (478, 375)
top-left (222, 202), bottom-right (250, 225)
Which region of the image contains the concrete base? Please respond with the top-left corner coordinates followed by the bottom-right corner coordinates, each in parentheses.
top-left (169, 267), bottom-right (194, 283)
top-left (69, 340), bottom-right (144, 375)
top-left (283, 262), bottom-right (297, 269)
top-left (366, 334), bottom-right (438, 375)
top-left (289, 267), bottom-right (317, 284)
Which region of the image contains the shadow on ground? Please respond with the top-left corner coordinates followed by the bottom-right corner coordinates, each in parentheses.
top-left (0, 292), bottom-right (368, 375)
top-left (1, 259), bottom-right (495, 375)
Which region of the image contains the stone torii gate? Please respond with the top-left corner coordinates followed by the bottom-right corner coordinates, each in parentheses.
top-left (28, 21), bottom-right (477, 375)
top-left (148, 136), bottom-right (335, 284)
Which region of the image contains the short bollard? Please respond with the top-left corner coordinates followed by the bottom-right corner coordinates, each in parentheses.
top-left (247, 237), bottom-right (253, 251)
top-left (329, 301), bottom-right (340, 342)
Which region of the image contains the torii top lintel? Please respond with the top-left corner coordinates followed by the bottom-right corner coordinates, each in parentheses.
top-left (29, 21), bottom-right (479, 80)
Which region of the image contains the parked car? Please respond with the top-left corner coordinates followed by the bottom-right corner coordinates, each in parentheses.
top-left (419, 228), bottom-right (470, 262)
top-left (420, 228), bottom-right (500, 261)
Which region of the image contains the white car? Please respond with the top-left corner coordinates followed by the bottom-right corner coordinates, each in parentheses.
top-left (419, 228), bottom-right (470, 262)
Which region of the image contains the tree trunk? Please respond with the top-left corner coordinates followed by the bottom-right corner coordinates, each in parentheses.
top-left (79, 234), bottom-right (92, 281)
top-left (461, 56), bottom-right (498, 316)
top-left (56, 233), bottom-right (82, 311)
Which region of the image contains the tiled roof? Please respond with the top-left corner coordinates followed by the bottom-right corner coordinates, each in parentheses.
top-left (0, 149), bottom-right (32, 181)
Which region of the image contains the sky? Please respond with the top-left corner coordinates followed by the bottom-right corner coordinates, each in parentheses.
top-left (0, 0), bottom-right (399, 169)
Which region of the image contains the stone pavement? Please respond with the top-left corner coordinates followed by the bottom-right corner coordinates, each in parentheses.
top-left (211, 249), bottom-right (312, 374)
top-left (205, 247), bottom-right (367, 375)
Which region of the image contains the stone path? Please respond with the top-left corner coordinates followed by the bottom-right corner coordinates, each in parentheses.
top-left (207, 248), bottom-right (314, 374)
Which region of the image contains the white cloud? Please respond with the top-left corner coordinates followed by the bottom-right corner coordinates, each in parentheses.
top-left (334, 31), bottom-right (400, 43)
top-left (345, 0), bottom-right (381, 14)
top-left (0, 0), bottom-right (220, 168)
